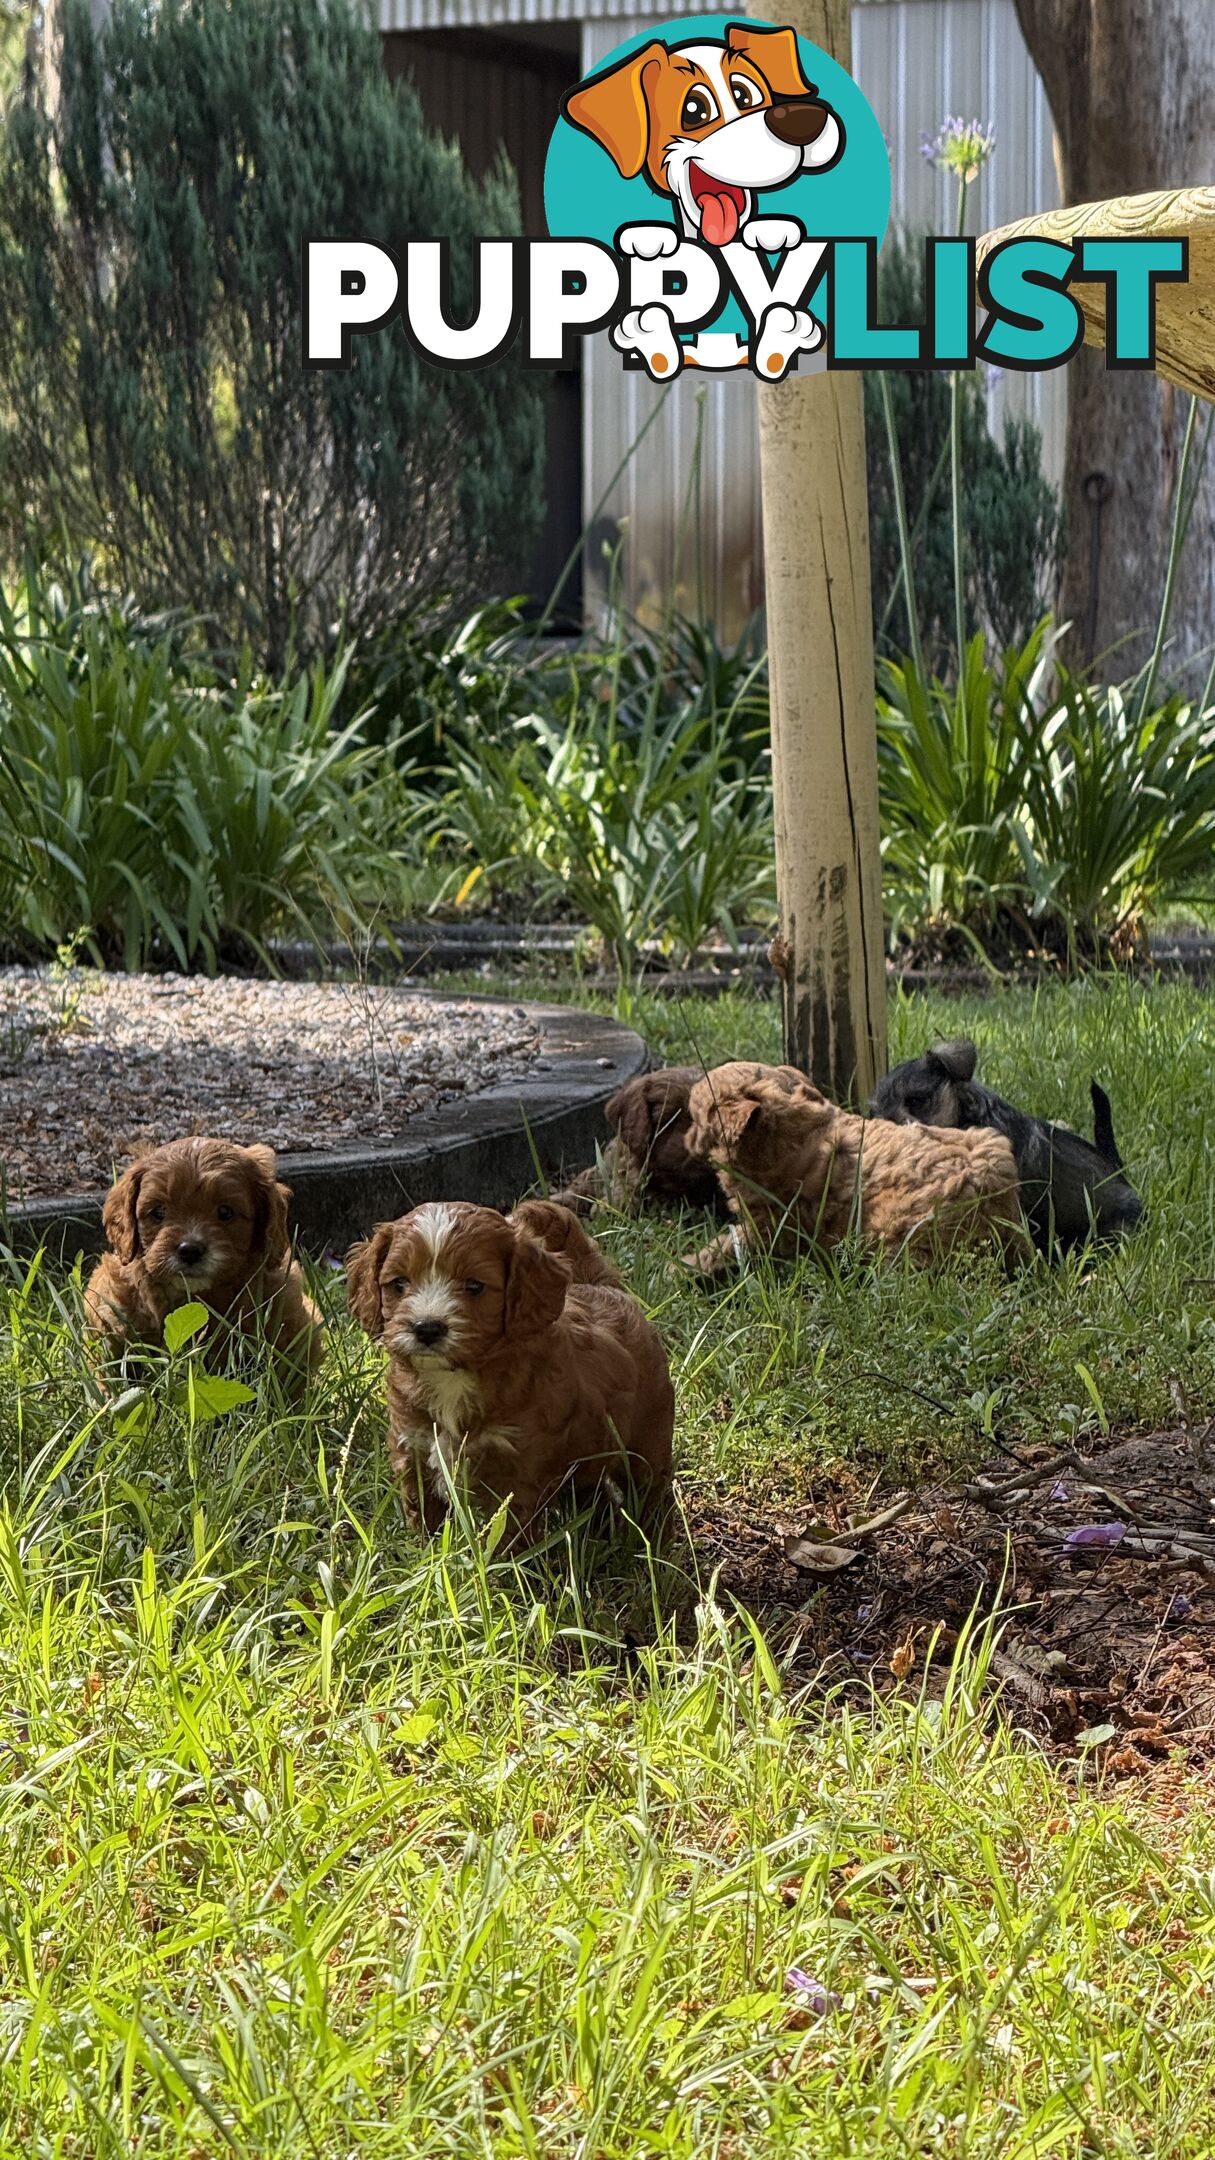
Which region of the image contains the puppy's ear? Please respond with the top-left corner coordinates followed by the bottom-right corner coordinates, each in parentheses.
top-left (723, 22), bottom-right (813, 99)
top-left (562, 41), bottom-right (667, 179)
top-left (606, 1077), bottom-right (656, 1161)
top-left (244, 1145), bottom-right (291, 1266)
top-left (264, 1181), bottom-right (292, 1266)
top-left (346, 1224), bottom-right (394, 1338)
top-left (714, 1095), bottom-right (763, 1149)
top-left (102, 1163), bottom-right (143, 1264)
top-left (931, 1039), bottom-right (978, 1083)
top-left (504, 1229), bottom-right (569, 1336)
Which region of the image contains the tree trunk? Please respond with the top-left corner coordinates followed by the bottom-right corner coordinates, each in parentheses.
top-left (1015, 0), bottom-right (1215, 685)
top-left (753, 0), bottom-right (886, 1104)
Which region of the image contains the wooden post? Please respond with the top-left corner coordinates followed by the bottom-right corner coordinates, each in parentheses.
top-left (754, 0), bottom-right (886, 1104)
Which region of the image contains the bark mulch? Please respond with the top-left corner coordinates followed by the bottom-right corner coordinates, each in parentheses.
top-left (685, 1422), bottom-right (1215, 1769)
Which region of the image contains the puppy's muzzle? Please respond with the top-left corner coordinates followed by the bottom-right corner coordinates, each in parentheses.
top-left (411, 1318), bottom-right (448, 1348)
top-left (766, 98), bottom-right (832, 147)
top-left (176, 1239), bottom-right (207, 1268)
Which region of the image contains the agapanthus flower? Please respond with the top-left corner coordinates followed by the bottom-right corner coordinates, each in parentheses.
top-left (920, 116), bottom-right (996, 183)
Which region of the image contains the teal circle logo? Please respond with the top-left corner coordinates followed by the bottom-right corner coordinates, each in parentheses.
top-left (544, 16), bottom-right (889, 371)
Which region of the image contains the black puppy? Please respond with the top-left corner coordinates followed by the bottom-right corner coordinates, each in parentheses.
top-left (869, 1039), bottom-right (1142, 1255)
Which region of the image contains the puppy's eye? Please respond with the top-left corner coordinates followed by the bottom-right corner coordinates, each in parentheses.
top-left (216, 1205), bottom-right (235, 1223)
top-left (147, 1207), bottom-right (166, 1224)
top-left (464, 1279), bottom-right (485, 1298)
top-left (730, 74), bottom-right (763, 110)
top-left (389, 1276), bottom-right (409, 1292)
top-left (681, 87), bottom-right (718, 129)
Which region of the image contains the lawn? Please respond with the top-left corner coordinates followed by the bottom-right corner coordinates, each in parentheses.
top-left (3, 973), bottom-right (1215, 2156)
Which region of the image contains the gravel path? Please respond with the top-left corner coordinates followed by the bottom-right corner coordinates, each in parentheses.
top-left (0, 971), bottom-right (543, 1202)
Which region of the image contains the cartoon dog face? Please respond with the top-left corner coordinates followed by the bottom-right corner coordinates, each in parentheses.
top-left (564, 23), bottom-right (842, 246)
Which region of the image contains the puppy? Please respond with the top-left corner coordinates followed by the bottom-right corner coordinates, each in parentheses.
top-left (684, 1062), bottom-right (1025, 1274)
top-left (869, 1039), bottom-right (1143, 1254)
top-left (346, 1201), bottom-right (674, 1540)
top-left (85, 1138), bottom-right (324, 1387)
top-left (508, 1198), bottom-right (624, 1288)
top-left (553, 1068), bottom-right (725, 1217)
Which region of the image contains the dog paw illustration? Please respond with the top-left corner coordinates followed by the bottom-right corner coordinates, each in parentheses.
top-left (616, 224), bottom-right (680, 260)
top-left (611, 304), bottom-right (683, 380)
top-left (753, 303), bottom-right (823, 382)
top-left (741, 216), bottom-right (805, 254)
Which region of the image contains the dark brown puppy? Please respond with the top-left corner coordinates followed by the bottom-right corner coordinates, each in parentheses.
top-left (85, 1137), bottom-right (324, 1390)
top-left (347, 1200), bottom-right (673, 1542)
top-left (553, 1067), bottom-right (725, 1216)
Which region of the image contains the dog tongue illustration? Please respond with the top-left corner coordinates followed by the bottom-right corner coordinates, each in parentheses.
top-left (699, 187), bottom-right (740, 247)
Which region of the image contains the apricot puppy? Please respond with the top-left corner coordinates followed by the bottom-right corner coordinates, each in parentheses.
top-left (684, 1061), bottom-right (1025, 1273)
top-left (346, 1200), bottom-right (674, 1539)
top-left (85, 1137), bottom-right (324, 1388)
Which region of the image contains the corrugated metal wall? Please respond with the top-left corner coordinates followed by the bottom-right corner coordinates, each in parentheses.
top-left (379, 0), bottom-right (1064, 635)
top-left (853, 0), bottom-right (1063, 494)
top-left (581, 0), bottom-right (1062, 633)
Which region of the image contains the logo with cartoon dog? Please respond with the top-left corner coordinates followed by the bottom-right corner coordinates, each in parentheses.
top-left (545, 16), bottom-right (890, 380)
top-left (303, 21), bottom-right (1184, 386)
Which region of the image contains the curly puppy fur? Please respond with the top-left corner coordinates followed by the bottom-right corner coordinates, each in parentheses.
top-left (684, 1062), bottom-right (1025, 1275)
top-left (552, 1068), bottom-right (726, 1217)
top-left (869, 1038), bottom-right (1142, 1254)
top-left (508, 1199), bottom-right (624, 1287)
top-left (85, 1138), bottom-right (324, 1389)
top-left (346, 1201), bottom-right (673, 1542)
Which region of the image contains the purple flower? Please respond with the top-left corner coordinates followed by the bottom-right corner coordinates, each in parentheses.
top-left (785, 1968), bottom-right (841, 2016)
top-left (920, 116), bottom-right (997, 182)
top-left (1166, 1594), bottom-right (1193, 1624)
top-left (1050, 1481), bottom-right (1070, 1501)
top-left (1062, 1522), bottom-right (1125, 1551)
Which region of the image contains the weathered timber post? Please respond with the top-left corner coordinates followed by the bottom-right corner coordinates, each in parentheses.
top-left (753, 0), bottom-right (886, 1104)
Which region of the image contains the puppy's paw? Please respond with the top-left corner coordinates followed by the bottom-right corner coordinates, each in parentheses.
top-left (611, 304), bottom-right (683, 381)
top-left (617, 223), bottom-right (680, 260)
top-left (741, 216), bottom-right (804, 253)
top-left (753, 303), bottom-right (823, 382)
top-left (677, 1230), bottom-right (742, 1282)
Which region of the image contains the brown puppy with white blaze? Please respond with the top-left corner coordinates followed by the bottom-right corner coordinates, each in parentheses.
top-left (346, 1201), bottom-right (674, 1540)
top-left (683, 1062), bottom-right (1026, 1275)
top-left (85, 1138), bottom-right (324, 1387)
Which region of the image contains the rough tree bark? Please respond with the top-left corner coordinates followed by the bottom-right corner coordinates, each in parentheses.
top-left (753, 0), bottom-right (886, 1103)
top-left (1014, 0), bottom-right (1215, 683)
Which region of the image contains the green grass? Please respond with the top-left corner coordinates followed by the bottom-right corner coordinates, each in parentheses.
top-left (4, 974), bottom-right (1215, 2155)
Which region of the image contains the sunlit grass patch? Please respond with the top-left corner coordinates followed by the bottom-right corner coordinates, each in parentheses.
top-left (4, 973), bottom-right (1215, 2153)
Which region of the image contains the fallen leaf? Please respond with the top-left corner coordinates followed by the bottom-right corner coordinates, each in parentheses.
top-left (890, 1634), bottom-right (916, 1681)
top-left (784, 1535), bottom-right (861, 1574)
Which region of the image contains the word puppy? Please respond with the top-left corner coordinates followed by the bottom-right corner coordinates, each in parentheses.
top-left (85, 1138), bottom-right (324, 1385)
top-left (684, 1062), bottom-right (1024, 1273)
top-left (555, 1068), bottom-right (726, 1217)
top-left (869, 1038), bottom-right (1142, 1254)
top-left (346, 1201), bottom-right (674, 1540)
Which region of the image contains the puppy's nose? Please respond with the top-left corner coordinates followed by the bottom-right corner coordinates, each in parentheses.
top-left (411, 1318), bottom-right (448, 1346)
top-left (177, 1239), bottom-right (206, 1266)
top-left (766, 98), bottom-right (832, 147)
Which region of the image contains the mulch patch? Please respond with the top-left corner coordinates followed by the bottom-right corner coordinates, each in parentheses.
top-left (683, 1424), bottom-right (1215, 1769)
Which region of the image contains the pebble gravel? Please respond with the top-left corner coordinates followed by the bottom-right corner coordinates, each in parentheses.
top-left (0, 970), bottom-right (543, 1202)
